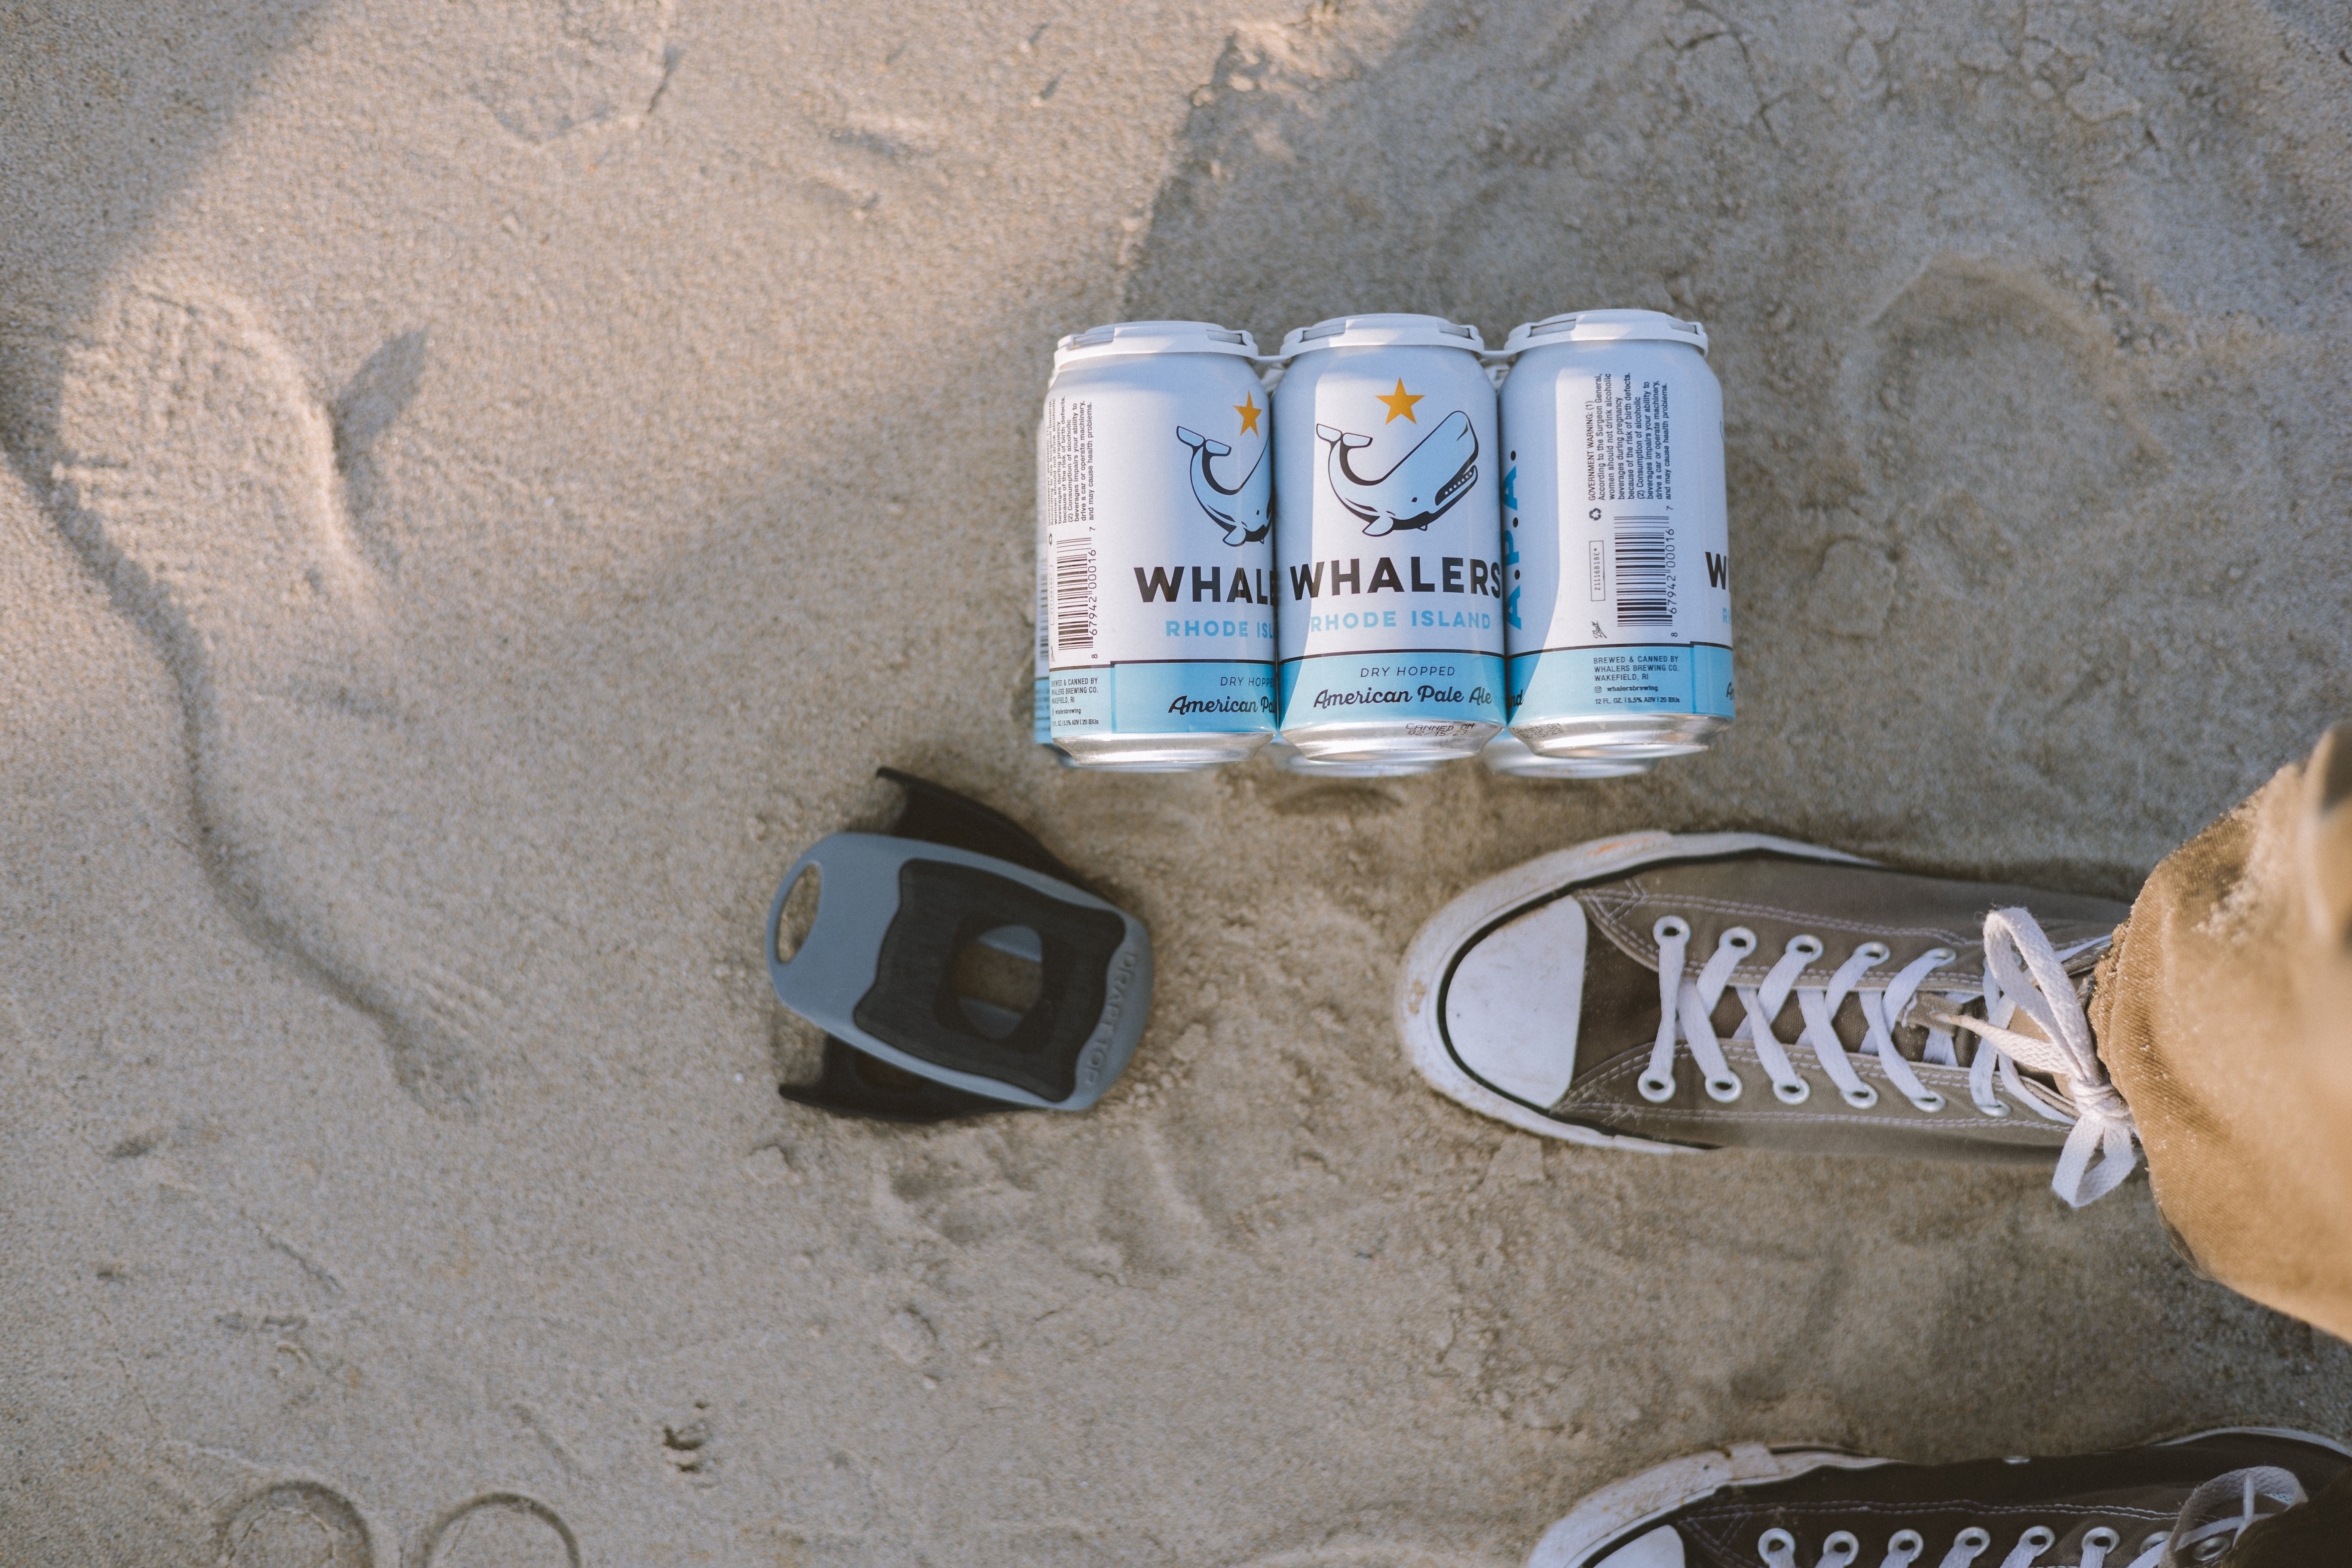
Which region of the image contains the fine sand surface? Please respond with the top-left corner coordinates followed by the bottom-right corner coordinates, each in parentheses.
top-left (4, 0), bottom-right (2350, 1562)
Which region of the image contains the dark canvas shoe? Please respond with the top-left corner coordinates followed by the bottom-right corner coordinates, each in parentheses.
top-left (1397, 832), bottom-right (2141, 1204)
top-left (1527, 1429), bottom-right (2350, 1568)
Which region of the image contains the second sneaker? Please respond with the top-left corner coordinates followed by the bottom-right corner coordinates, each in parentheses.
top-left (1526, 1427), bottom-right (2349, 1568)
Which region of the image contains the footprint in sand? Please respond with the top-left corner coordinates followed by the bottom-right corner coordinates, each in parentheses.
top-left (217, 1481), bottom-right (375, 1568)
top-left (869, 1122), bottom-right (1212, 1285)
top-left (420, 1494), bottom-right (580, 1568)
top-left (0, 286), bottom-right (515, 1118)
top-left (469, 0), bottom-right (678, 142)
top-left (1857, 257), bottom-right (2164, 542)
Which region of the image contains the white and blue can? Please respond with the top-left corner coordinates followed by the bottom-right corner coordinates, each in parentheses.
top-left (1040, 321), bottom-right (1277, 769)
top-left (1273, 314), bottom-right (1505, 763)
top-left (1499, 310), bottom-right (1732, 759)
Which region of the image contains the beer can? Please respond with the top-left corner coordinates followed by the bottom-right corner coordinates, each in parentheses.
top-left (1273, 314), bottom-right (1505, 763)
top-left (1040, 321), bottom-right (1279, 769)
top-left (1498, 310), bottom-right (1732, 759)
top-left (1479, 729), bottom-right (1652, 779)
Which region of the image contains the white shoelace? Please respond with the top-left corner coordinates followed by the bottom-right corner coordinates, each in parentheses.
top-left (1637, 904), bottom-right (2139, 1207)
top-left (1753, 1465), bottom-right (2307, 1568)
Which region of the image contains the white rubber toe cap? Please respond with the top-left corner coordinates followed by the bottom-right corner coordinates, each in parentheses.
top-left (1590, 1525), bottom-right (1682, 1568)
top-left (1440, 891), bottom-right (1588, 1108)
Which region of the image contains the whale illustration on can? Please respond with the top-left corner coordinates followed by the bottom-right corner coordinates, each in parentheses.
top-left (1314, 409), bottom-right (1479, 538)
top-left (1273, 312), bottom-right (1504, 765)
top-left (1176, 426), bottom-right (1272, 545)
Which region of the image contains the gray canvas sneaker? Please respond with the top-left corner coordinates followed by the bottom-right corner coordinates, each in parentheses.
top-left (1526, 1428), bottom-right (2350, 1568)
top-left (1396, 832), bottom-right (2142, 1205)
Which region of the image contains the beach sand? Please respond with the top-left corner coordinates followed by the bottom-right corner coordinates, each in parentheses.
top-left (3, 0), bottom-right (2349, 1562)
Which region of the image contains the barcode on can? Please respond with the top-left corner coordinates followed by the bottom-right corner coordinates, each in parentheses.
top-left (1612, 518), bottom-right (1675, 627)
top-left (1054, 537), bottom-right (1098, 653)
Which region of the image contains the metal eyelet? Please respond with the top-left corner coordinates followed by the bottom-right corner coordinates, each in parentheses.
top-left (1774, 1077), bottom-right (1812, 1104)
top-left (1638, 1072), bottom-right (1675, 1103)
top-left (2085, 1529), bottom-right (2120, 1552)
top-left (1654, 915), bottom-right (1690, 943)
top-left (1789, 934), bottom-right (1825, 960)
top-left (1722, 925), bottom-right (1758, 953)
top-left (1909, 1090), bottom-right (1946, 1113)
top-left (1820, 1531), bottom-right (1859, 1567)
top-left (2020, 1527), bottom-right (2056, 1553)
top-left (1975, 1098), bottom-right (2012, 1118)
top-left (1888, 1531), bottom-right (1925, 1558)
top-left (1706, 1073), bottom-right (1743, 1102)
top-left (1956, 1528), bottom-right (1992, 1552)
top-left (1856, 940), bottom-right (1892, 965)
top-left (1841, 1082), bottom-right (1879, 1109)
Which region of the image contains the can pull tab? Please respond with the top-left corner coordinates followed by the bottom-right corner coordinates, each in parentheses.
top-left (769, 771), bottom-right (1152, 1121)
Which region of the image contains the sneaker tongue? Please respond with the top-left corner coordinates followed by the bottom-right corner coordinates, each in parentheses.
top-left (1900, 955), bottom-right (2104, 1087)
top-left (1893, 941), bottom-right (2104, 1032)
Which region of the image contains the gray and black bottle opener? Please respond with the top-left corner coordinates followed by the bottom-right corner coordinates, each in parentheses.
top-left (767, 770), bottom-right (1152, 1120)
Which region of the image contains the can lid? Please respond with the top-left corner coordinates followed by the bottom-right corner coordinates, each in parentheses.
top-left (1277, 312), bottom-right (1487, 358)
top-left (1053, 319), bottom-right (1259, 368)
top-left (1501, 309), bottom-right (1709, 357)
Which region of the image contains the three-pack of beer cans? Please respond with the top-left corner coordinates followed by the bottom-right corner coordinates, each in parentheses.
top-left (1033, 311), bottom-right (1733, 778)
